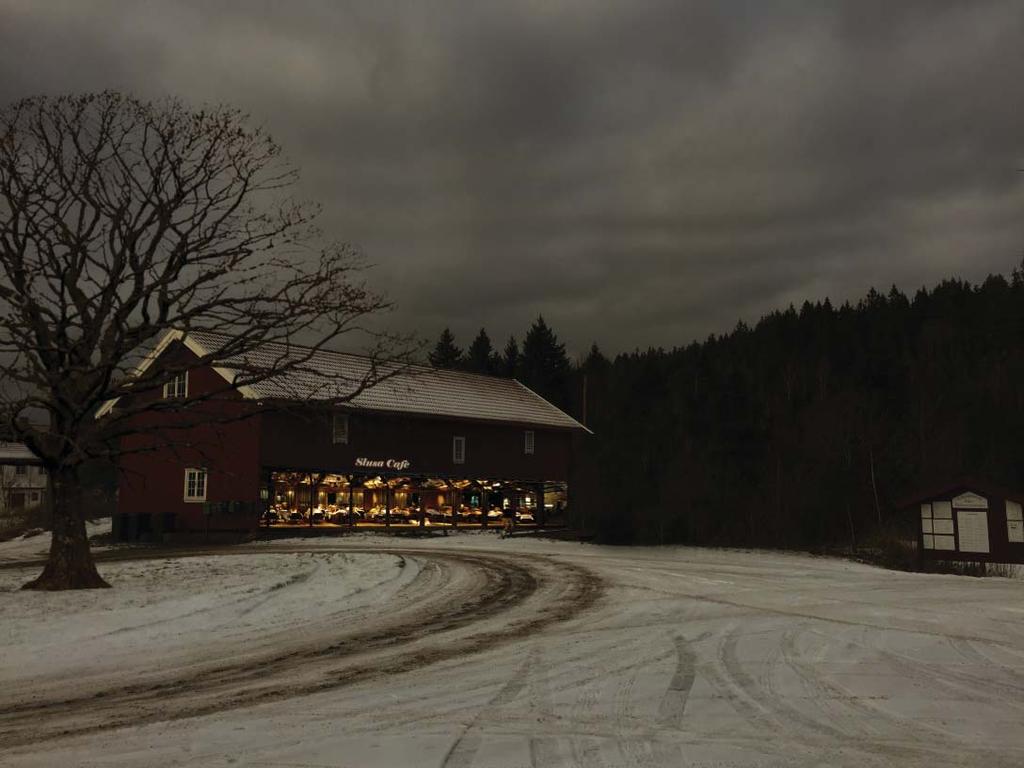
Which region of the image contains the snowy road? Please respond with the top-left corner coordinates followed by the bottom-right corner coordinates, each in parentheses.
top-left (2, 534), bottom-right (1023, 767)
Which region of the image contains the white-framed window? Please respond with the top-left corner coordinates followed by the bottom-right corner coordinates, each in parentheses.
top-left (183, 467), bottom-right (207, 502)
top-left (524, 430), bottom-right (535, 455)
top-left (921, 502), bottom-right (955, 550)
top-left (332, 413), bottom-right (349, 445)
top-left (452, 436), bottom-right (466, 465)
top-left (164, 371), bottom-right (188, 399)
top-left (1007, 500), bottom-right (1024, 544)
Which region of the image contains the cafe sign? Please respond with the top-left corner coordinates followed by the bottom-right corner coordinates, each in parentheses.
top-left (354, 457), bottom-right (411, 471)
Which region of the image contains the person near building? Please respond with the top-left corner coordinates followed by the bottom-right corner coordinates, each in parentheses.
top-left (501, 503), bottom-right (515, 538)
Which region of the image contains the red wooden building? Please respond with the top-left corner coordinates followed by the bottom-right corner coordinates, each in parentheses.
top-left (104, 330), bottom-right (589, 540)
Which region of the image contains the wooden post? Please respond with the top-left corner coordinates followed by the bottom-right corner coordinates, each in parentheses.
top-left (385, 482), bottom-right (391, 529)
top-left (347, 475), bottom-right (355, 528)
top-left (264, 470), bottom-right (273, 529)
top-left (535, 482), bottom-right (545, 528)
top-left (450, 481), bottom-right (458, 531)
top-left (479, 483), bottom-right (488, 529)
top-left (308, 473), bottom-right (315, 528)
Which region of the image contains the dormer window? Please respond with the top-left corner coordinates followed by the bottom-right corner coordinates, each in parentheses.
top-left (163, 372), bottom-right (188, 399)
top-left (332, 413), bottom-right (349, 445)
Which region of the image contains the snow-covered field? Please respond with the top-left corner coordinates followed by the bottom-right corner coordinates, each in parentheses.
top-left (2, 531), bottom-right (1023, 767)
top-left (0, 518), bottom-right (110, 564)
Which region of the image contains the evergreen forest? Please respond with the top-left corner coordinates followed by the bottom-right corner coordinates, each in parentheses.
top-left (428, 262), bottom-right (1024, 549)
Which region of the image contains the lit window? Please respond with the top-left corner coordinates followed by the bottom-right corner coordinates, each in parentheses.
top-left (164, 372), bottom-right (188, 399)
top-left (183, 468), bottom-right (207, 502)
top-left (524, 430), bottom-right (535, 455)
top-left (453, 436), bottom-right (465, 464)
top-left (332, 413), bottom-right (349, 445)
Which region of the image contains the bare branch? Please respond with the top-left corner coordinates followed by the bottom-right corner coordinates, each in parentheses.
top-left (0, 91), bottom-right (416, 590)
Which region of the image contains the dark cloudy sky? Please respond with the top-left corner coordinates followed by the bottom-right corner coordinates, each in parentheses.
top-left (3, 1), bottom-right (1024, 355)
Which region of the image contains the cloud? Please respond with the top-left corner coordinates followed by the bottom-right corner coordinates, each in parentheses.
top-left (2, 0), bottom-right (1023, 354)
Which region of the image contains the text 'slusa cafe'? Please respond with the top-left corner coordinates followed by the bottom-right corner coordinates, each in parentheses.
top-left (101, 329), bottom-right (591, 540)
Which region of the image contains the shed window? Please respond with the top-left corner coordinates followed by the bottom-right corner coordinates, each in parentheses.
top-left (921, 502), bottom-right (955, 550)
top-left (1007, 501), bottom-right (1024, 544)
top-left (164, 372), bottom-right (188, 399)
top-left (183, 468), bottom-right (207, 502)
top-left (524, 430), bottom-right (535, 455)
top-left (453, 436), bottom-right (466, 465)
top-left (332, 413), bottom-right (349, 445)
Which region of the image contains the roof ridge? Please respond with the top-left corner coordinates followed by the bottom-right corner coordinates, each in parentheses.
top-left (173, 328), bottom-right (590, 432)
top-left (190, 330), bottom-right (522, 385)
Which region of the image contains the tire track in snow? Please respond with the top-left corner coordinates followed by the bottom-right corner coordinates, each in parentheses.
top-left (98, 557), bottom-right (323, 638)
top-left (0, 548), bottom-right (603, 749)
top-left (526, 647), bottom-right (566, 768)
top-left (713, 624), bottom-right (872, 765)
top-left (793, 624), bottom-right (993, 758)
top-left (873, 635), bottom-right (1024, 711)
top-left (442, 647), bottom-right (537, 768)
top-left (779, 625), bottom-right (890, 741)
top-left (777, 622), bottom-right (962, 764)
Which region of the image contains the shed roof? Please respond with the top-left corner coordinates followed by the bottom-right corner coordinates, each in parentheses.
top-left (895, 479), bottom-right (1024, 510)
top-left (104, 329), bottom-right (590, 432)
top-left (0, 442), bottom-right (41, 466)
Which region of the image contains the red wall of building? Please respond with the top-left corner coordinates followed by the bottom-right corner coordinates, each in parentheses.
top-left (113, 339), bottom-right (584, 535)
top-left (116, 344), bottom-right (262, 532)
top-left (259, 408), bottom-right (574, 482)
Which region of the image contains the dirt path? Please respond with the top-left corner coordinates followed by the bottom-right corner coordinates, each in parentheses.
top-left (0, 546), bottom-right (603, 748)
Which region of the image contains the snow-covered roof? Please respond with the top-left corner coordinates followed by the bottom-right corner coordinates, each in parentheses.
top-left (0, 442), bottom-right (41, 465)
top-left (102, 329), bottom-right (589, 432)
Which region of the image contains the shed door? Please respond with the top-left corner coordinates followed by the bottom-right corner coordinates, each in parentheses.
top-left (956, 509), bottom-right (990, 553)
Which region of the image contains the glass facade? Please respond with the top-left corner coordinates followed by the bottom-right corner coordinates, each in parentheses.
top-left (263, 470), bottom-right (567, 529)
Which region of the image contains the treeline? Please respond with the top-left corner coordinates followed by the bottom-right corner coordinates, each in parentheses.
top-left (428, 318), bottom-right (572, 410)
top-left (430, 261), bottom-right (1024, 548)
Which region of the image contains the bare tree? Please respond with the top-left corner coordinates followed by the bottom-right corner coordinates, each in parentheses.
top-left (0, 92), bottom-right (405, 590)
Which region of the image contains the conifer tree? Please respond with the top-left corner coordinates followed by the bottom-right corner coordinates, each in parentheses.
top-left (465, 328), bottom-right (498, 375)
top-left (428, 328), bottom-right (463, 369)
top-left (501, 335), bottom-right (520, 378)
top-left (520, 316), bottom-right (571, 408)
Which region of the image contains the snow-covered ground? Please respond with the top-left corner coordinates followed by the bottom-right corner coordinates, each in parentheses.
top-left (0, 517), bottom-right (110, 564)
top-left (2, 532), bottom-right (1023, 767)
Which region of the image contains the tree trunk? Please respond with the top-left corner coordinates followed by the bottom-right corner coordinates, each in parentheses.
top-left (869, 445), bottom-right (882, 530)
top-left (22, 465), bottom-right (109, 590)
